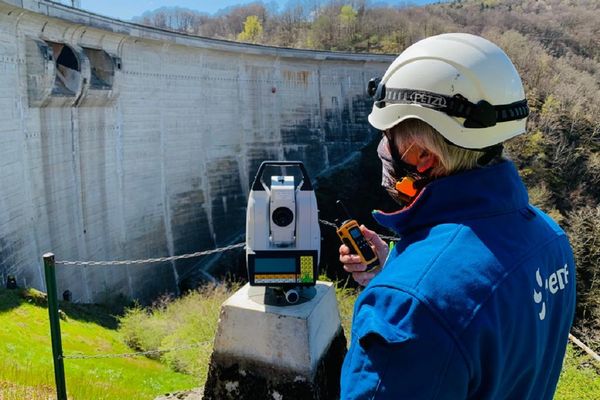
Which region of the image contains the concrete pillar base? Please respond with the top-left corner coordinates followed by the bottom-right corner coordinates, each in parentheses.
top-left (203, 281), bottom-right (347, 400)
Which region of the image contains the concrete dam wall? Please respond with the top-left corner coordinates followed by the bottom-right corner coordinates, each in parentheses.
top-left (0, 0), bottom-right (393, 302)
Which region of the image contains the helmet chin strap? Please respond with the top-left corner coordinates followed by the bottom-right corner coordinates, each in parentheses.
top-left (387, 135), bottom-right (433, 205)
top-left (385, 137), bottom-right (503, 206)
top-left (475, 144), bottom-right (504, 166)
top-left (392, 167), bottom-right (433, 205)
top-left (441, 136), bottom-right (504, 167)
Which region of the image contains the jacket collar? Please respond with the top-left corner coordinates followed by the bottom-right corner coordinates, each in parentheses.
top-left (372, 161), bottom-right (529, 236)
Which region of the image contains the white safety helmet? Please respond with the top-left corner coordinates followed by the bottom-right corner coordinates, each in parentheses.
top-left (367, 33), bottom-right (529, 149)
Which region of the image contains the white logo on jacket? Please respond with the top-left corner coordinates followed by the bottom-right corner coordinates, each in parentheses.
top-left (533, 264), bottom-right (569, 321)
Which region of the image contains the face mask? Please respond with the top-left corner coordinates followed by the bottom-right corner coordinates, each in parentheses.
top-left (377, 136), bottom-right (432, 205)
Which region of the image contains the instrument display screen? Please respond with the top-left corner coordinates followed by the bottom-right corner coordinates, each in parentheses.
top-left (254, 257), bottom-right (296, 273)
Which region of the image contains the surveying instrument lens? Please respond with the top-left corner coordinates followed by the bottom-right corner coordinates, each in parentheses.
top-left (272, 207), bottom-right (294, 227)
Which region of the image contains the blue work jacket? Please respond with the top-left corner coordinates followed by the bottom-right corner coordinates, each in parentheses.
top-left (340, 160), bottom-right (576, 399)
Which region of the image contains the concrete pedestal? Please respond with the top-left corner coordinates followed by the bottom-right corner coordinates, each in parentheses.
top-left (203, 281), bottom-right (347, 400)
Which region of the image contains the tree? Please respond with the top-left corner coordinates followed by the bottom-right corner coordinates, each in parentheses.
top-left (567, 206), bottom-right (600, 345)
top-left (274, 3), bottom-right (307, 47)
top-left (308, 13), bottom-right (335, 49)
top-left (237, 15), bottom-right (264, 43)
top-left (338, 5), bottom-right (358, 49)
top-left (339, 4), bottom-right (357, 26)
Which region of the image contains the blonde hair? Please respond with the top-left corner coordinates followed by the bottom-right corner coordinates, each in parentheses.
top-left (389, 119), bottom-right (493, 177)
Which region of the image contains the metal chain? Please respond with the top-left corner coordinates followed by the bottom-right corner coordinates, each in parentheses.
top-left (55, 219), bottom-right (397, 267)
top-left (318, 218), bottom-right (338, 229)
top-left (56, 242), bottom-right (245, 266)
top-left (319, 219), bottom-right (400, 242)
top-left (62, 340), bottom-right (212, 360)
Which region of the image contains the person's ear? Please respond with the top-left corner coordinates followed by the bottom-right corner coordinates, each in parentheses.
top-left (416, 149), bottom-right (437, 173)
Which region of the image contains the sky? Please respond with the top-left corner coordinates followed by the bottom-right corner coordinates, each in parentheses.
top-left (79, 0), bottom-right (444, 21)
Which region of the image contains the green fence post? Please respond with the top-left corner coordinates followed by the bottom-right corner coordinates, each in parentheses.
top-left (43, 253), bottom-right (67, 400)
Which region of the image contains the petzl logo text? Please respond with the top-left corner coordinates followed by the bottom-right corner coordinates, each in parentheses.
top-left (533, 264), bottom-right (569, 321)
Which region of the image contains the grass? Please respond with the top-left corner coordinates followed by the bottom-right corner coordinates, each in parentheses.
top-left (1, 282), bottom-right (599, 399)
top-left (332, 276), bottom-right (359, 335)
top-left (0, 287), bottom-right (196, 400)
top-left (117, 283), bottom-right (237, 379)
top-left (555, 345), bottom-right (600, 400)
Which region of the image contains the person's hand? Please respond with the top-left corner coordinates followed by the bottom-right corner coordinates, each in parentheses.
top-left (339, 225), bottom-right (389, 286)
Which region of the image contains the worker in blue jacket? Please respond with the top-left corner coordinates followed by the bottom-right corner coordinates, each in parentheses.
top-left (339, 33), bottom-right (576, 399)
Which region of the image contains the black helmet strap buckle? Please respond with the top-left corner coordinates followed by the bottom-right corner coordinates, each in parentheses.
top-left (366, 78), bottom-right (529, 129)
top-left (368, 77), bottom-right (386, 104)
top-left (447, 95), bottom-right (497, 128)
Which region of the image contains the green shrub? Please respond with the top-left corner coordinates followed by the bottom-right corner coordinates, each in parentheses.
top-left (117, 283), bottom-right (238, 378)
top-left (566, 206), bottom-right (600, 346)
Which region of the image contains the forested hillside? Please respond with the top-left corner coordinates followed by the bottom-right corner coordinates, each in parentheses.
top-left (137, 0), bottom-right (600, 347)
